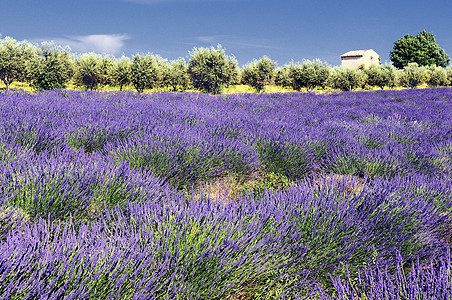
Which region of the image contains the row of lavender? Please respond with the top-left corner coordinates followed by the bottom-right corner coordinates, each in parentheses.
top-left (0, 88), bottom-right (451, 298)
top-left (3, 89), bottom-right (452, 182)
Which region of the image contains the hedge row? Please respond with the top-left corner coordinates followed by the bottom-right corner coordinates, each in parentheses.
top-left (1, 36), bottom-right (452, 94)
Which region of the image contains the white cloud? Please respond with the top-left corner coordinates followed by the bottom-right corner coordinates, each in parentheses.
top-left (41, 34), bottom-right (130, 55)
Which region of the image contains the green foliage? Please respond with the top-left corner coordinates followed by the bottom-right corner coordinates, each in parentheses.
top-left (2, 32), bottom-right (451, 93)
top-left (29, 42), bottom-right (74, 90)
top-left (66, 127), bottom-right (130, 154)
top-left (187, 45), bottom-right (239, 94)
top-left (390, 30), bottom-right (450, 69)
top-left (130, 54), bottom-right (162, 93)
top-left (226, 59), bottom-right (241, 87)
top-left (288, 59), bottom-right (330, 91)
top-left (331, 155), bottom-right (398, 178)
top-left (154, 56), bottom-right (168, 89)
top-left (447, 67), bottom-right (452, 87)
top-left (98, 55), bottom-right (115, 86)
top-left (112, 140), bottom-right (251, 191)
top-left (256, 140), bottom-right (314, 181)
top-left (0, 207), bottom-right (30, 241)
top-left (74, 53), bottom-right (104, 91)
top-left (110, 56), bottom-right (131, 91)
top-left (0, 36), bottom-right (37, 90)
top-left (328, 67), bottom-right (367, 91)
top-left (363, 64), bottom-right (397, 89)
top-left (7, 167), bottom-right (144, 223)
top-left (426, 65), bottom-right (448, 87)
top-left (274, 65), bottom-right (292, 88)
top-left (397, 62), bottom-right (428, 88)
top-left (241, 56), bottom-right (277, 92)
top-left (162, 58), bottom-right (190, 91)
top-left (250, 172), bottom-right (292, 194)
top-left (286, 64), bottom-right (304, 91)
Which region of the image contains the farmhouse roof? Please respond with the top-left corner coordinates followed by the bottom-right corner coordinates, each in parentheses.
top-left (341, 49), bottom-right (376, 57)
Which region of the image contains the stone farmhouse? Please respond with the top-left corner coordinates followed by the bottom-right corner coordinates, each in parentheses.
top-left (340, 49), bottom-right (380, 68)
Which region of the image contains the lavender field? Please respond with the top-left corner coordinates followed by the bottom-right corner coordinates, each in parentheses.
top-left (1, 88), bottom-right (452, 299)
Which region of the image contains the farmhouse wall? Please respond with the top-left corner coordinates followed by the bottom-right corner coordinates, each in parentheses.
top-left (341, 49), bottom-right (380, 68)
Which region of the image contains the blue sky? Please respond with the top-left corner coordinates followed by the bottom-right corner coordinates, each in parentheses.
top-left (2, 0), bottom-right (451, 67)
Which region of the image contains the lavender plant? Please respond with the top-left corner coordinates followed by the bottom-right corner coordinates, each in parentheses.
top-left (0, 88), bottom-right (451, 299)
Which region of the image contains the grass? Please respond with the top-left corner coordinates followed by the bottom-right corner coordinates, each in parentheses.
top-left (0, 81), bottom-right (434, 95)
top-left (194, 170), bottom-right (294, 203)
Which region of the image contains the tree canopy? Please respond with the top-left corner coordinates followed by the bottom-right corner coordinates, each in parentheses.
top-left (0, 36), bottom-right (37, 90)
top-left (390, 30), bottom-right (450, 69)
top-left (130, 54), bottom-right (162, 93)
top-left (110, 56), bottom-right (132, 91)
top-left (241, 56), bottom-right (277, 92)
top-left (29, 42), bottom-right (74, 90)
top-left (288, 59), bottom-right (330, 91)
top-left (187, 45), bottom-right (239, 94)
top-left (74, 53), bottom-right (104, 91)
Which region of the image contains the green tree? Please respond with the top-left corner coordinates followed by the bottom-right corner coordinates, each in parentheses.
top-left (241, 56), bottom-right (277, 92)
top-left (74, 53), bottom-right (104, 91)
top-left (274, 65), bottom-right (292, 88)
top-left (286, 64), bottom-right (304, 91)
top-left (187, 45), bottom-right (239, 94)
top-left (0, 36), bottom-right (37, 90)
top-left (130, 54), bottom-right (162, 93)
top-left (111, 56), bottom-right (131, 91)
top-left (163, 58), bottom-right (190, 92)
top-left (390, 30), bottom-right (450, 69)
top-left (363, 64), bottom-right (397, 89)
top-left (328, 67), bottom-right (367, 91)
top-left (288, 59), bottom-right (330, 91)
top-left (29, 42), bottom-right (74, 90)
top-left (426, 65), bottom-right (448, 87)
top-left (98, 55), bottom-right (115, 87)
top-left (225, 59), bottom-right (241, 87)
top-left (447, 67), bottom-right (452, 87)
top-left (154, 56), bottom-right (169, 90)
top-left (397, 62), bottom-right (428, 88)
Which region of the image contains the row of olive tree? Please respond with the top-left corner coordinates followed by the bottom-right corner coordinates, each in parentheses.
top-left (0, 36), bottom-right (240, 94)
top-left (274, 61), bottom-right (452, 91)
top-left (1, 36), bottom-right (452, 94)
top-left (241, 57), bottom-right (452, 92)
